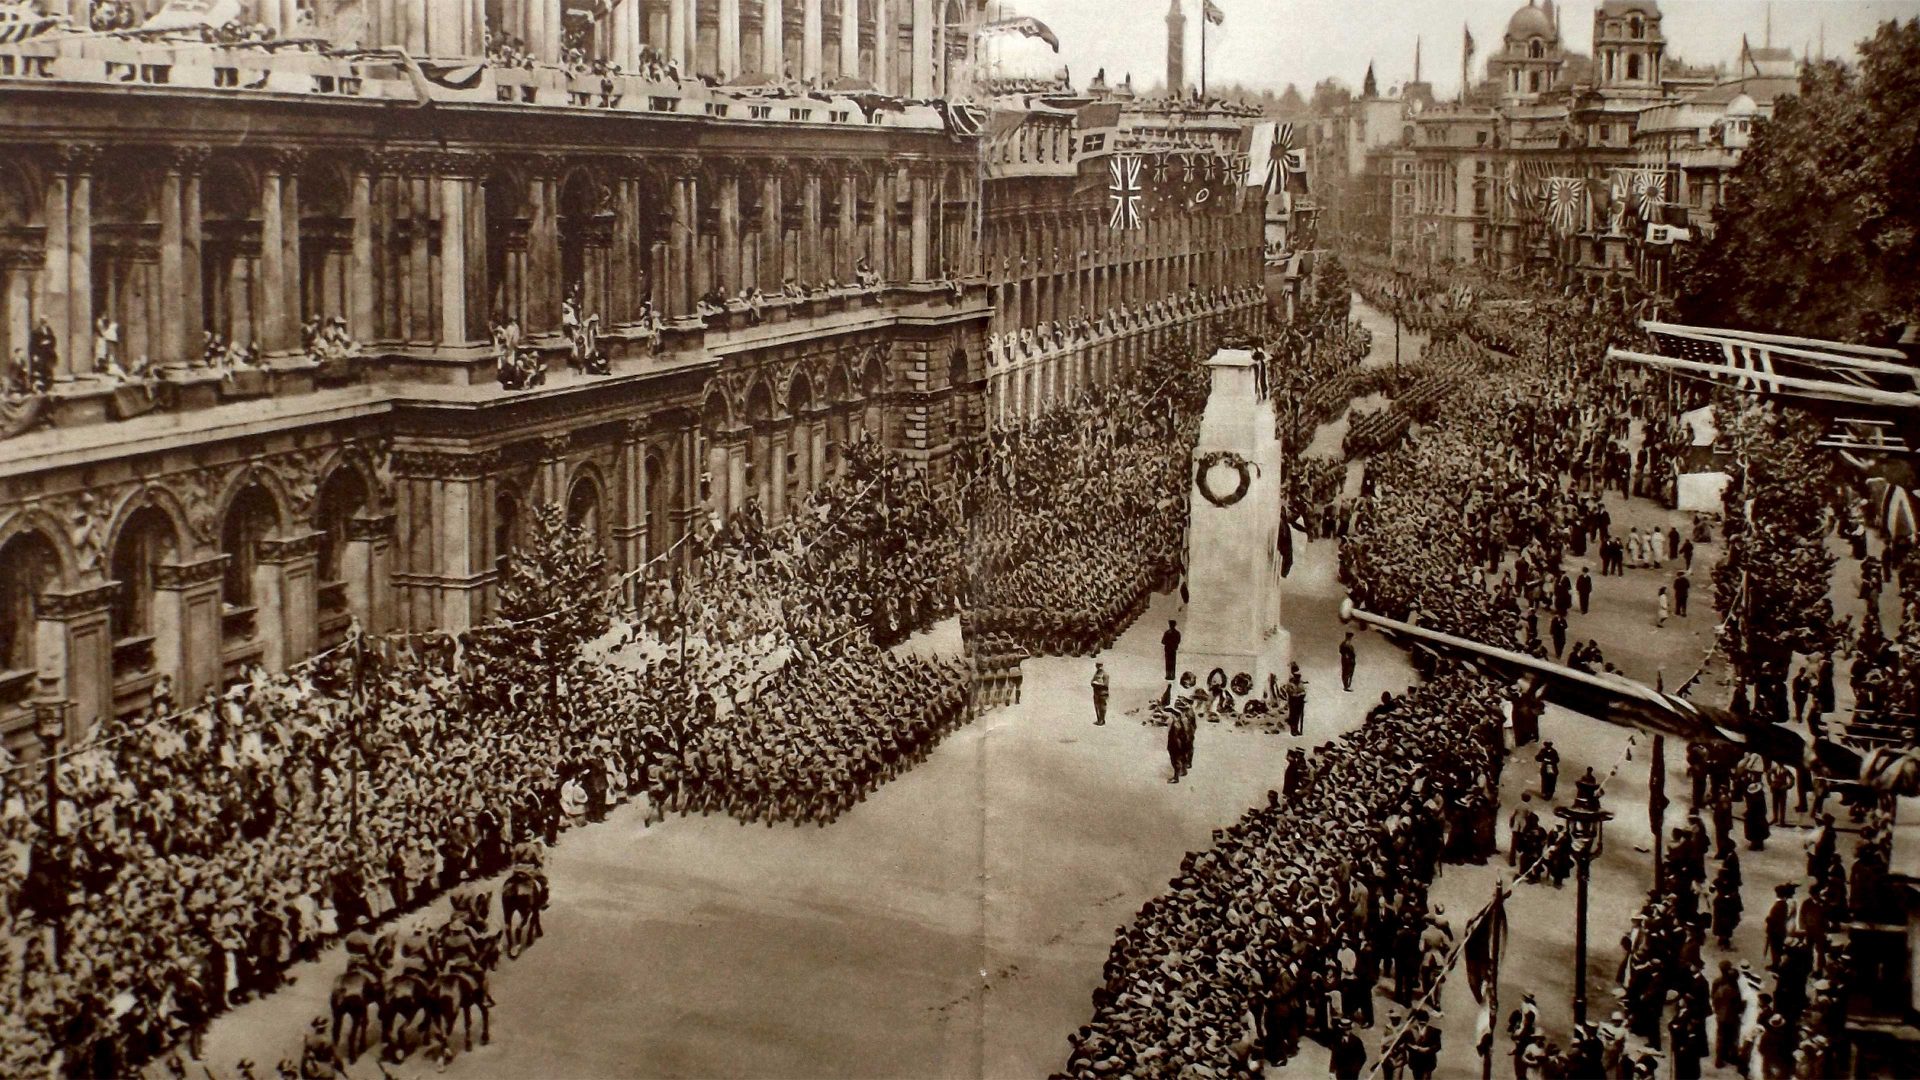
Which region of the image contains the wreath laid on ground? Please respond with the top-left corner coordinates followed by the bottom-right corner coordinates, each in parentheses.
top-left (1195, 450), bottom-right (1257, 508)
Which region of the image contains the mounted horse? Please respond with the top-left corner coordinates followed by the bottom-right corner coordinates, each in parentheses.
top-left (500, 864), bottom-right (549, 958)
top-left (328, 931), bottom-right (392, 1062)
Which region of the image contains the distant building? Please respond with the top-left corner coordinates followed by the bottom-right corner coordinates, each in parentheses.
top-left (1312, 0), bottom-right (1798, 291)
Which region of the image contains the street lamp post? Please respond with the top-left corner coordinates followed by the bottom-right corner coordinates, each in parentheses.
top-left (34, 695), bottom-right (70, 965)
top-left (1555, 773), bottom-right (1614, 1027)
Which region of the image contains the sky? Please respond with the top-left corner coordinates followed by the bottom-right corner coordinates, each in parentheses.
top-left (981, 0), bottom-right (1920, 99)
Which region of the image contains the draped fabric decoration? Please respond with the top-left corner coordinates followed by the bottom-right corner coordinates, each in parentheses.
top-left (1544, 176), bottom-right (1583, 235)
top-left (1632, 169), bottom-right (1667, 223)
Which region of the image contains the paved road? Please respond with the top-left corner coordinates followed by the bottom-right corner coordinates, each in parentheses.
top-left (188, 536), bottom-right (1409, 1079)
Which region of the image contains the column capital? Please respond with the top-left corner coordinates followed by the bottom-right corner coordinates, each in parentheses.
top-left (391, 448), bottom-right (501, 480)
top-left (38, 582), bottom-right (118, 619)
top-left (167, 143), bottom-right (214, 174)
top-left (258, 531), bottom-right (323, 564)
top-left (540, 432), bottom-right (572, 460)
top-left (667, 154), bottom-right (704, 181)
top-left (528, 152), bottom-right (570, 180)
top-left (262, 146), bottom-right (308, 174)
top-left (57, 143), bottom-right (104, 175)
top-left (345, 512), bottom-right (396, 542)
top-left (154, 555), bottom-right (229, 590)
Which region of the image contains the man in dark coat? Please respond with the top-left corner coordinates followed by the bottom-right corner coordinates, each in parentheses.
top-left (1535, 741), bottom-right (1560, 800)
top-left (1330, 1017), bottom-right (1368, 1079)
top-left (1673, 570), bottom-right (1690, 616)
top-left (1404, 1009), bottom-right (1441, 1080)
top-left (1710, 960), bottom-right (1744, 1068)
top-left (1161, 620), bottom-right (1181, 681)
top-left (1339, 632), bottom-right (1357, 692)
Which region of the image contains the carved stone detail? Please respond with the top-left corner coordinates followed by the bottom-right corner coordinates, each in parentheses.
top-left (154, 556), bottom-right (229, 590)
top-left (38, 582), bottom-right (118, 618)
top-left (345, 513), bottom-right (394, 542)
top-left (258, 531), bottom-right (322, 563)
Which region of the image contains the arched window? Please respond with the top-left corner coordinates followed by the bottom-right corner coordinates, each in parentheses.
top-left (1629, 16), bottom-right (1643, 39)
top-left (1530, 71), bottom-right (1541, 92)
top-left (0, 530), bottom-right (59, 673)
top-left (110, 506), bottom-right (177, 640)
top-left (314, 468), bottom-right (369, 584)
top-left (1529, 40), bottom-right (1543, 59)
top-left (1627, 54), bottom-right (1641, 81)
top-left (221, 483), bottom-right (277, 608)
top-left (567, 473), bottom-right (603, 542)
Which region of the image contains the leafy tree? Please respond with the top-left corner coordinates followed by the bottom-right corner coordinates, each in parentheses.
top-left (1711, 405), bottom-right (1839, 687)
top-left (495, 501), bottom-right (613, 666)
top-left (1679, 19), bottom-right (1920, 344)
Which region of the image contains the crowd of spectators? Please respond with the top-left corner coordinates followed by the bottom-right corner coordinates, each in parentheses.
top-left (1064, 674), bottom-right (1508, 1076)
top-left (0, 436), bottom-right (968, 1077)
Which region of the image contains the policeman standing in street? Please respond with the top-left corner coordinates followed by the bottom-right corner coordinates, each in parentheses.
top-left (1090, 662), bottom-right (1110, 726)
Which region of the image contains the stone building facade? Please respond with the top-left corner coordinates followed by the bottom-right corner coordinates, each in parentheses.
top-left (0, 24), bottom-right (1265, 748)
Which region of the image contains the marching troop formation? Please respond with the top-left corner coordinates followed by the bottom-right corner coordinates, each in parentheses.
top-left (0, 436), bottom-right (973, 1077)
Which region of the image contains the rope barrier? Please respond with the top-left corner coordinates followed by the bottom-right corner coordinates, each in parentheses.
top-left (1364, 730), bottom-right (1644, 1078)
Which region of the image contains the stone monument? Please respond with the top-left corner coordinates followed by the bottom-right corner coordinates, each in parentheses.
top-left (1180, 346), bottom-right (1290, 698)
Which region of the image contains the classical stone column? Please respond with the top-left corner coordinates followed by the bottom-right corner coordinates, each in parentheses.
top-left (392, 448), bottom-right (496, 634)
top-left (151, 555), bottom-right (225, 704)
top-left (38, 583), bottom-right (115, 736)
top-left (436, 157), bottom-right (476, 347)
top-left (872, 0), bottom-right (890, 93)
top-left (759, 171), bottom-right (782, 291)
top-left (838, 0), bottom-right (857, 77)
top-left (349, 162), bottom-right (375, 343)
top-left (716, 167), bottom-right (741, 294)
top-left (254, 532), bottom-right (319, 672)
top-left (546, 0), bottom-right (564, 65)
top-left (801, 0), bottom-right (822, 79)
top-left (158, 163), bottom-right (185, 366)
top-left (341, 513), bottom-right (393, 635)
top-left (718, 0), bottom-right (740, 77)
top-left (526, 159), bottom-right (562, 334)
top-left (837, 170), bottom-right (857, 282)
top-left (801, 171), bottom-right (822, 283)
top-left (761, 0), bottom-right (783, 76)
top-left (668, 164), bottom-right (697, 321)
top-left (615, 418), bottom-right (647, 589)
top-left (909, 0), bottom-right (931, 97)
top-left (872, 167), bottom-right (892, 282)
top-left (667, 0), bottom-right (688, 67)
top-left (909, 169), bottom-right (930, 282)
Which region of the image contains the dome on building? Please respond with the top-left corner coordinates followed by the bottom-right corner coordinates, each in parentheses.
top-left (1506, 2), bottom-right (1556, 42)
top-left (1725, 92), bottom-right (1757, 117)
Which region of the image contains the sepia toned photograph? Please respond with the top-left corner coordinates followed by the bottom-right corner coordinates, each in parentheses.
top-left (2, 0), bottom-right (1919, 1077)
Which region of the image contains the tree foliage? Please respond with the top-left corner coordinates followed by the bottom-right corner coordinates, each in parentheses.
top-left (1679, 19), bottom-right (1920, 344)
top-left (1711, 405), bottom-right (1839, 685)
top-left (494, 501), bottom-right (613, 663)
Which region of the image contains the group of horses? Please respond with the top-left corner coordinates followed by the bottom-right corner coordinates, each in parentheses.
top-left (323, 864), bottom-right (549, 1069)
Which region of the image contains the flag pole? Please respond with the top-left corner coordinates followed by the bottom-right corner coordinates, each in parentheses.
top-left (1200, 1), bottom-right (1207, 98)
top-left (1482, 877), bottom-right (1501, 1080)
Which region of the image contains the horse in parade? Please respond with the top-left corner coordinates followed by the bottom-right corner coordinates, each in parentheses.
top-left (320, 884), bottom-right (509, 1069)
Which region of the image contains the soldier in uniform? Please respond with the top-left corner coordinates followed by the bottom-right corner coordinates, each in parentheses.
top-left (299, 1017), bottom-right (342, 1079)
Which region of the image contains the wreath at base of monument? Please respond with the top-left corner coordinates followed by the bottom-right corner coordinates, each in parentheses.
top-left (1195, 450), bottom-right (1256, 508)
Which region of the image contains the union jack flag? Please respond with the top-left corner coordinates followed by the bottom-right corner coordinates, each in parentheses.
top-left (1109, 156), bottom-right (1143, 230)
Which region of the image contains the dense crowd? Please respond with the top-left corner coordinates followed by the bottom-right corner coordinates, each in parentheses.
top-left (966, 348), bottom-right (1209, 656)
top-left (1063, 674), bottom-right (1508, 1077)
top-left (0, 438), bottom-right (968, 1077)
